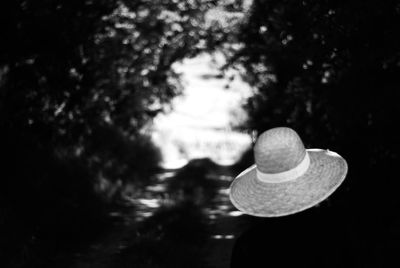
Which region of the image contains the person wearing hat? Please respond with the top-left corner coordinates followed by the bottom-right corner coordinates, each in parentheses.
top-left (229, 127), bottom-right (348, 217)
top-left (229, 127), bottom-right (360, 267)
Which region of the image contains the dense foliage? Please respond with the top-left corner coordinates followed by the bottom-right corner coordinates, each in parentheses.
top-left (0, 0), bottom-right (220, 266)
top-left (227, 0), bottom-right (400, 238)
top-left (232, 0), bottom-right (400, 147)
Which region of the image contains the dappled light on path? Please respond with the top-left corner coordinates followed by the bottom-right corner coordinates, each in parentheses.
top-left (121, 159), bottom-right (245, 224)
top-left (72, 158), bottom-right (252, 268)
top-left (121, 160), bottom-right (250, 268)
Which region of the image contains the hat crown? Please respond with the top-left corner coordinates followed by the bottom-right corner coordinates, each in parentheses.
top-left (254, 127), bottom-right (306, 173)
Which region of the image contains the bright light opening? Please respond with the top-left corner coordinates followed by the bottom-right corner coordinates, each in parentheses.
top-left (152, 52), bottom-right (253, 169)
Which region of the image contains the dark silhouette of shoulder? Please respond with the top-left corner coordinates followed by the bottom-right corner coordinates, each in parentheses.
top-left (231, 208), bottom-right (359, 267)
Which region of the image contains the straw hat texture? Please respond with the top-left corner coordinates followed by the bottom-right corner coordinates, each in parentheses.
top-left (229, 127), bottom-right (348, 217)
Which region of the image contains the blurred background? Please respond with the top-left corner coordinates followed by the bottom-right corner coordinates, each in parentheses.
top-left (1, 0), bottom-right (400, 267)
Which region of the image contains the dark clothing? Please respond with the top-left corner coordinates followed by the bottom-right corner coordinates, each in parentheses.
top-left (230, 208), bottom-right (362, 267)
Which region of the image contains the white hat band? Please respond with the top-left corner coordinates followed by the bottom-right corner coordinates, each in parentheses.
top-left (256, 152), bottom-right (310, 183)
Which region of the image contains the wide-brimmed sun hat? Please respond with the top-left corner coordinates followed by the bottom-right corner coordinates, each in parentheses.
top-left (229, 127), bottom-right (348, 217)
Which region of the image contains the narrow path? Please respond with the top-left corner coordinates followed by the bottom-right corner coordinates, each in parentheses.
top-left (69, 164), bottom-right (252, 268)
top-left (70, 51), bottom-right (255, 267)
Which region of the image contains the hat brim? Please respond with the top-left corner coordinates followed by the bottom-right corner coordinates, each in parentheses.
top-left (229, 149), bottom-right (348, 217)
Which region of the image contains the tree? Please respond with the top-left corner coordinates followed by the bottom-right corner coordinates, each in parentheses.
top-left (0, 0), bottom-right (220, 266)
top-left (229, 0), bottom-right (400, 153)
top-left (226, 1), bottom-right (400, 255)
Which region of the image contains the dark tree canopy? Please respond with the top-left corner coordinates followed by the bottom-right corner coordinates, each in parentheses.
top-left (229, 0), bottom-right (400, 154)
top-left (0, 0), bottom-right (222, 187)
top-left (223, 3), bottom-right (400, 264)
top-left (0, 0), bottom-right (220, 266)
top-left (222, 1), bottom-right (400, 235)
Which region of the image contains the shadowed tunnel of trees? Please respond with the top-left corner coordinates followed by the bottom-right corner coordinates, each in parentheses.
top-left (1, 0), bottom-right (400, 267)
